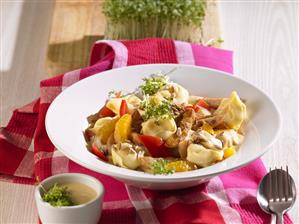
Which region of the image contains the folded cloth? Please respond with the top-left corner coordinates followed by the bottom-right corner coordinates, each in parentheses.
top-left (0, 38), bottom-right (292, 224)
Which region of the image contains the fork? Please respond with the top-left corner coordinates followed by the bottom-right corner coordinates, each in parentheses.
top-left (268, 166), bottom-right (295, 224)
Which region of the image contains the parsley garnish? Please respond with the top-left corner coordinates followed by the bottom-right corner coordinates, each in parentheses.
top-left (142, 100), bottom-right (173, 121)
top-left (42, 183), bottom-right (74, 207)
top-left (108, 90), bottom-right (122, 98)
top-left (108, 90), bottom-right (116, 98)
top-left (139, 75), bottom-right (168, 95)
top-left (152, 159), bottom-right (175, 175)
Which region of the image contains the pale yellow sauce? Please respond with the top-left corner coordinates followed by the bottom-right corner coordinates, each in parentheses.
top-left (61, 182), bottom-right (97, 205)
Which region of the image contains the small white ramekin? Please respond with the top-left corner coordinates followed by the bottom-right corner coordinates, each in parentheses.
top-left (35, 173), bottom-right (104, 224)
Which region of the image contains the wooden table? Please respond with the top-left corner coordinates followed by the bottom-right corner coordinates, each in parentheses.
top-left (1, 1), bottom-right (298, 223)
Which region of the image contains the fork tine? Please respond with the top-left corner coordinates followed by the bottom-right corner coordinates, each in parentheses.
top-left (283, 166), bottom-right (289, 201)
top-left (278, 167), bottom-right (284, 201)
top-left (286, 166), bottom-right (291, 200)
top-left (268, 167), bottom-right (273, 201)
top-left (272, 168), bottom-right (279, 202)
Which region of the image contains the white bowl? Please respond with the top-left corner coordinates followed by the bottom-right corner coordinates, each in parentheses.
top-left (45, 64), bottom-right (281, 190)
top-left (35, 173), bottom-right (104, 224)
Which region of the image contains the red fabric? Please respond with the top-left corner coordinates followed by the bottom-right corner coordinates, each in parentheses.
top-left (0, 139), bottom-right (27, 174)
top-left (5, 111), bottom-right (38, 137)
top-left (155, 200), bottom-right (225, 224)
top-left (123, 38), bottom-right (178, 65)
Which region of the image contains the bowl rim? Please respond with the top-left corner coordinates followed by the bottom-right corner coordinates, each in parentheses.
top-left (35, 173), bottom-right (104, 209)
top-left (45, 63), bottom-right (282, 182)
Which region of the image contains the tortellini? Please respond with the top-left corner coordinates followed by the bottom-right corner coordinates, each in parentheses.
top-left (214, 91), bottom-right (247, 130)
top-left (192, 130), bottom-right (223, 150)
top-left (186, 144), bottom-right (224, 167)
top-left (158, 83), bottom-right (189, 105)
top-left (126, 95), bottom-right (142, 111)
top-left (171, 83), bottom-right (189, 105)
top-left (111, 143), bottom-right (144, 170)
top-left (106, 95), bottom-right (141, 114)
top-left (217, 129), bottom-right (244, 148)
top-left (91, 117), bottom-right (118, 144)
top-left (141, 118), bottom-right (177, 140)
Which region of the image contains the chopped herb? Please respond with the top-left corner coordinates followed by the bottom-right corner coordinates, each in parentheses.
top-left (108, 90), bottom-right (122, 98)
top-left (142, 100), bottom-right (173, 121)
top-left (42, 183), bottom-right (74, 207)
top-left (139, 75), bottom-right (168, 95)
top-left (108, 90), bottom-right (116, 97)
top-left (152, 159), bottom-right (175, 175)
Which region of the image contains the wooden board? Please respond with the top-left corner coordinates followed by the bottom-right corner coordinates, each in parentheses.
top-left (45, 0), bottom-right (221, 77)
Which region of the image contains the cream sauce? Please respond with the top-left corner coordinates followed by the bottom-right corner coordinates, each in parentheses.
top-left (61, 182), bottom-right (97, 205)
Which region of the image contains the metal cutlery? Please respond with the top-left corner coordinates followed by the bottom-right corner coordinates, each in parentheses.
top-left (257, 166), bottom-right (296, 224)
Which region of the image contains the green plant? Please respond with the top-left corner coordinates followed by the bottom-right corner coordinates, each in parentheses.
top-left (102, 0), bottom-right (207, 41)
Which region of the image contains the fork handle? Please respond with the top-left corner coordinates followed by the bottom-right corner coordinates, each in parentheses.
top-left (275, 212), bottom-right (283, 224)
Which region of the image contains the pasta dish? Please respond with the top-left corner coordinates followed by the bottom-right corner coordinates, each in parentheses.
top-left (84, 73), bottom-right (247, 174)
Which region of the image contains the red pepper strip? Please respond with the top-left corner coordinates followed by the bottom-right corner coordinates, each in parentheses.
top-left (138, 134), bottom-right (172, 158)
top-left (84, 129), bottom-right (94, 142)
top-left (91, 144), bottom-right (108, 162)
top-left (195, 99), bottom-right (210, 110)
top-left (98, 105), bottom-right (115, 117)
top-left (119, 99), bottom-right (129, 116)
top-left (193, 99), bottom-right (210, 112)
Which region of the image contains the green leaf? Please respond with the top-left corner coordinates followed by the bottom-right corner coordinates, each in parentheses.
top-left (42, 183), bottom-right (74, 207)
top-left (152, 159), bottom-right (175, 175)
top-left (139, 75), bottom-right (168, 95)
top-left (142, 100), bottom-right (173, 121)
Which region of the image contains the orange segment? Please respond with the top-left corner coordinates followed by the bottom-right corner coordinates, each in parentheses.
top-left (114, 114), bottom-right (132, 143)
top-left (223, 147), bottom-right (236, 159)
top-left (166, 160), bottom-right (195, 172)
top-left (201, 122), bottom-right (215, 135)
